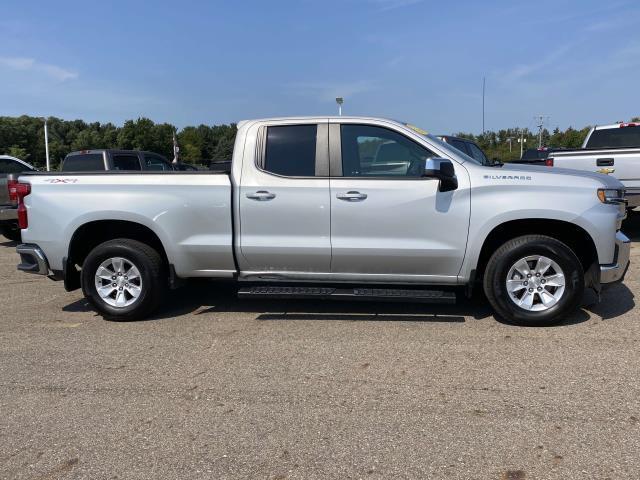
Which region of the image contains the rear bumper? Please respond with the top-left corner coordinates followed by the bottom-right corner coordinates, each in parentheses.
top-left (600, 231), bottom-right (631, 284)
top-left (16, 244), bottom-right (51, 275)
top-left (0, 205), bottom-right (17, 222)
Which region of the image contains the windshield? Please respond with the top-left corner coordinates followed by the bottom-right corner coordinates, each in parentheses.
top-left (402, 123), bottom-right (484, 165)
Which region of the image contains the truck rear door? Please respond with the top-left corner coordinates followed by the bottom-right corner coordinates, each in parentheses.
top-left (238, 121), bottom-right (331, 274)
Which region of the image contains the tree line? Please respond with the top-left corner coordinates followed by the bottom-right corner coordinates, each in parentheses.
top-left (458, 116), bottom-right (640, 161)
top-left (0, 116), bottom-right (236, 169)
top-left (1, 115), bottom-right (638, 169)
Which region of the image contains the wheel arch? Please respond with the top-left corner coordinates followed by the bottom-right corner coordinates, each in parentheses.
top-left (64, 220), bottom-right (170, 291)
top-left (474, 218), bottom-right (598, 281)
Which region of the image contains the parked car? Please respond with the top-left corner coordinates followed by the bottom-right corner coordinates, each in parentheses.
top-left (511, 147), bottom-right (556, 165)
top-left (173, 162), bottom-right (200, 171)
top-left (437, 135), bottom-right (492, 165)
top-left (547, 122), bottom-right (640, 208)
top-left (61, 149), bottom-right (173, 171)
top-left (0, 155), bottom-right (37, 241)
top-left (14, 116), bottom-right (629, 326)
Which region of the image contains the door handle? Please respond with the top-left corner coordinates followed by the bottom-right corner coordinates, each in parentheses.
top-left (597, 158), bottom-right (614, 166)
top-left (246, 190), bottom-right (276, 201)
top-left (336, 191), bottom-right (368, 201)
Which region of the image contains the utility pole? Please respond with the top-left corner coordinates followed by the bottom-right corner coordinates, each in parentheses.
top-left (172, 129), bottom-right (180, 164)
top-left (517, 129), bottom-right (527, 158)
top-left (534, 114), bottom-right (550, 148)
top-left (482, 77), bottom-right (486, 134)
top-left (43, 117), bottom-right (50, 171)
top-left (506, 136), bottom-right (514, 153)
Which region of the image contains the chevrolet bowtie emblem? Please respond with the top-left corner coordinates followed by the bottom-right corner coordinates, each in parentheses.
top-left (596, 167), bottom-right (615, 175)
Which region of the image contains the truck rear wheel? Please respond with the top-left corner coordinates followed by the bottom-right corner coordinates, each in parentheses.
top-left (81, 238), bottom-right (166, 321)
top-left (483, 235), bottom-right (584, 326)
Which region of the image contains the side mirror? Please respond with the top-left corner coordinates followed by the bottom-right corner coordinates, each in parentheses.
top-left (423, 158), bottom-right (458, 192)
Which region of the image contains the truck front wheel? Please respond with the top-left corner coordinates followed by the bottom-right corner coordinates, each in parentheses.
top-left (81, 238), bottom-right (166, 321)
top-left (483, 235), bottom-right (584, 326)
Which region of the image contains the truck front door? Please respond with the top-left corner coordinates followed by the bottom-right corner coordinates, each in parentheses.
top-left (329, 122), bottom-right (471, 283)
top-left (238, 121), bottom-right (331, 274)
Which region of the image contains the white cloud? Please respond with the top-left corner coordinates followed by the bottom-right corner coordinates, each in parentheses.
top-left (0, 56), bottom-right (77, 81)
top-left (501, 43), bottom-right (575, 83)
top-left (370, 0), bottom-right (423, 11)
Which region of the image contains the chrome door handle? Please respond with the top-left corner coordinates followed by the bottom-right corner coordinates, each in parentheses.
top-left (336, 191), bottom-right (367, 201)
top-left (246, 190), bottom-right (276, 201)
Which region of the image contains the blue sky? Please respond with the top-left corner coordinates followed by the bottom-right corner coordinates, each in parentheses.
top-left (1, 0), bottom-right (639, 133)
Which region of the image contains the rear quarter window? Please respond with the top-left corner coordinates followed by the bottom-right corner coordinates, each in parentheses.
top-left (61, 154), bottom-right (105, 171)
top-left (587, 127), bottom-right (640, 148)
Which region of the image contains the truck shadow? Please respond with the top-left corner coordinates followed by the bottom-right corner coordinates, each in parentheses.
top-left (63, 282), bottom-right (488, 323)
top-left (63, 279), bottom-right (634, 326)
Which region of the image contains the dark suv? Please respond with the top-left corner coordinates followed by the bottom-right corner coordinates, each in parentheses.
top-left (61, 149), bottom-right (173, 172)
top-left (512, 147), bottom-right (556, 165)
top-left (437, 135), bottom-right (491, 165)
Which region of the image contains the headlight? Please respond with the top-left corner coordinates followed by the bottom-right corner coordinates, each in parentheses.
top-left (597, 188), bottom-right (625, 204)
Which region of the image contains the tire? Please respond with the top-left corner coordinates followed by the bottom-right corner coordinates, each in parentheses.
top-left (81, 238), bottom-right (167, 321)
top-left (0, 222), bottom-right (21, 242)
top-left (483, 235), bottom-right (584, 326)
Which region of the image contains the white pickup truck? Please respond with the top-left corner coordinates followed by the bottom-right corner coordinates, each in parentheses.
top-left (547, 122), bottom-right (640, 208)
top-left (14, 116), bottom-right (630, 326)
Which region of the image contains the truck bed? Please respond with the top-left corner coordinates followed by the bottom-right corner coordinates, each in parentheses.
top-left (19, 171), bottom-right (236, 278)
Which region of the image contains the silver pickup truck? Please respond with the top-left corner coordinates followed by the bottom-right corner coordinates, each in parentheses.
top-left (548, 122), bottom-right (640, 208)
top-left (14, 116), bottom-right (630, 326)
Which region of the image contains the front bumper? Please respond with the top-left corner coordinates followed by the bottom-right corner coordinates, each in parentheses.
top-left (600, 231), bottom-right (631, 284)
top-left (16, 244), bottom-right (51, 275)
top-left (0, 205), bottom-right (18, 222)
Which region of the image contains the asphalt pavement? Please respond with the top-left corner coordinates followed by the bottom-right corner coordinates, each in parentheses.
top-left (1, 215), bottom-right (639, 479)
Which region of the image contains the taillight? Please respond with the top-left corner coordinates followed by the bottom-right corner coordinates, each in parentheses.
top-left (7, 178), bottom-right (19, 204)
top-left (10, 182), bottom-right (31, 229)
top-left (545, 157), bottom-right (554, 167)
top-left (619, 122), bottom-right (638, 128)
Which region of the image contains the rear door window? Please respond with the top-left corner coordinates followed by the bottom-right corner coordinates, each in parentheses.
top-left (62, 154), bottom-right (105, 171)
top-left (467, 143), bottom-right (489, 164)
top-left (0, 158), bottom-right (28, 174)
top-left (447, 139), bottom-right (470, 155)
top-left (586, 126), bottom-right (640, 148)
top-left (112, 154), bottom-right (141, 170)
top-left (263, 125), bottom-right (317, 176)
top-left (143, 154), bottom-right (172, 171)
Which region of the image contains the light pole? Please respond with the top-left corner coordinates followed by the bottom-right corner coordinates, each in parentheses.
top-left (335, 97), bottom-right (344, 116)
top-left (506, 137), bottom-right (514, 153)
top-left (43, 117), bottom-right (50, 171)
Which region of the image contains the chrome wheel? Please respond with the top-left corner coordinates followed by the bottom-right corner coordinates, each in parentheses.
top-left (94, 257), bottom-right (142, 308)
top-left (505, 255), bottom-right (565, 312)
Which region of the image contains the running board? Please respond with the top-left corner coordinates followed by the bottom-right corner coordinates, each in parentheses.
top-left (237, 286), bottom-right (456, 304)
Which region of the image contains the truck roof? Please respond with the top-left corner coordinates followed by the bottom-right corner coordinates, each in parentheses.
top-left (66, 149), bottom-right (162, 156)
top-left (237, 116), bottom-right (413, 130)
top-left (592, 122), bottom-right (639, 130)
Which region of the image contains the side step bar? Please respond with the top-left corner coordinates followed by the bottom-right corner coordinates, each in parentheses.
top-left (238, 286), bottom-right (456, 304)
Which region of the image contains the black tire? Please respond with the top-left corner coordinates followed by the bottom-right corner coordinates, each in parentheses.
top-left (483, 235), bottom-right (584, 326)
top-left (81, 238), bottom-right (167, 321)
top-left (0, 222), bottom-right (21, 242)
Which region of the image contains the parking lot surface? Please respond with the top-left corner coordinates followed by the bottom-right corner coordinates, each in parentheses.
top-left (1, 216), bottom-right (639, 480)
